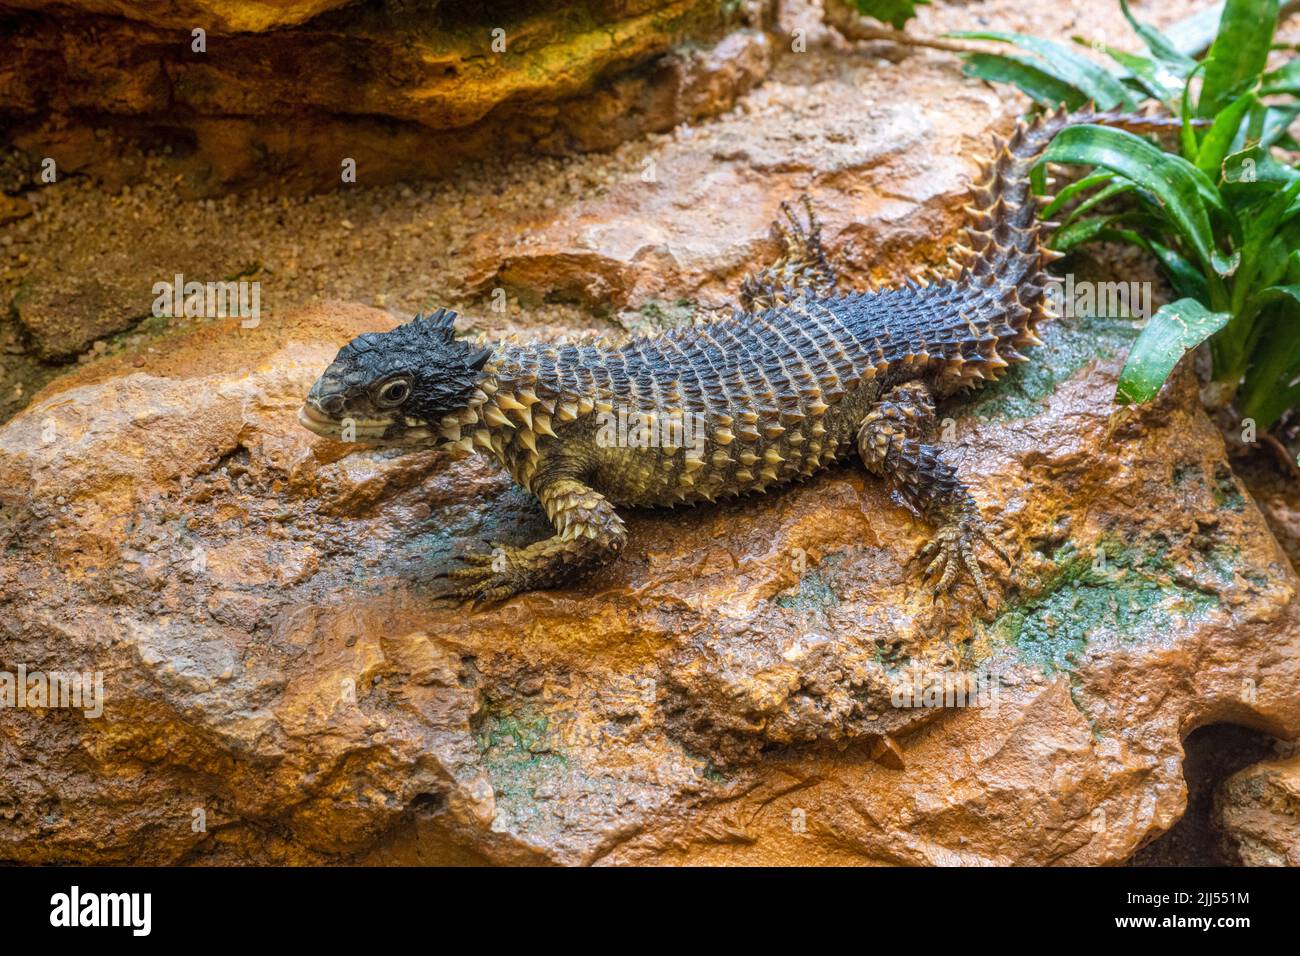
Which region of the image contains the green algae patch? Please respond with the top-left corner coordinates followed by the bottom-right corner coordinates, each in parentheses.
top-left (957, 313), bottom-right (1140, 421)
top-left (775, 552), bottom-right (846, 612)
top-left (775, 568), bottom-right (839, 612)
top-left (984, 539), bottom-right (1218, 673)
top-left (1212, 463), bottom-right (1246, 512)
top-left (474, 705), bottom-right (570, 810)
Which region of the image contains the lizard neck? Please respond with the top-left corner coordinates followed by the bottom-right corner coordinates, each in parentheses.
top-left (469, 343), bottom-right (600, 477)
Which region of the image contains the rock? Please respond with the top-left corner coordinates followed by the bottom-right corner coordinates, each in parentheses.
top-left (1216, 753), bottom-right (1300, 866)
top-left (0, 195), bottom-right (32, 225)
top-left (2, 1), bottom-right (353, 32)
top-left (1, 1), bottom-right (773, 193)
top-left (1, 294), bottom-right (1297, 865)
top-left (465, 55), bottom-right (1003, 316)
top-left (12, 240), bottom-right (235, 360)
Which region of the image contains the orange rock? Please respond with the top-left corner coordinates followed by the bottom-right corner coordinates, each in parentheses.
top-left (1216, 754), bottom-right (1300, 866)
top-left (1, 1), bottom-right (772, 193)
top-left (1, 298), bottom-right (1297, 865)
top-left (3, 1), bottom-right (355, 32)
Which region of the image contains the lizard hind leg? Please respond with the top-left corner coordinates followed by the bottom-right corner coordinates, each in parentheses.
top-left (857, 382), bottom-right (1012, 607)
top-left (739, 193), bottom-right (839, 312)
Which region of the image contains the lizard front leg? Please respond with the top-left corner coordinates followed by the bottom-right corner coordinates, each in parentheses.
top-left (440, 476), bottom-right (627, 605)
top-left (857, 382), bottom-right (1011, 605)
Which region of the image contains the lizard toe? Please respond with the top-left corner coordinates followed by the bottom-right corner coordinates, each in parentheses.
top-left (918, 511), bottom-right (1010, 607)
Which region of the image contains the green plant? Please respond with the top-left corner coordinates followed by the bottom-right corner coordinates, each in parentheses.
top-left (846, 0), bottom-right (930, 31)
top-left (854, 0), bottom-right (1300, 433)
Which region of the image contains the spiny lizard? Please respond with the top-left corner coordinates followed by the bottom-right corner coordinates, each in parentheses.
top-left (299, 110), bottom-right (1176, 607)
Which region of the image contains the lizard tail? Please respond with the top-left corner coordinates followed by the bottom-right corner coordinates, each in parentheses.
top-left (954, 107), bottom-right (1187, 354)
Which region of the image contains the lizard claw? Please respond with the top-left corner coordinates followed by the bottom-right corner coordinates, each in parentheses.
top-left (431, 544), bottom-right (522, 606)
top-left (914, 509), bottom-right (1014, 608)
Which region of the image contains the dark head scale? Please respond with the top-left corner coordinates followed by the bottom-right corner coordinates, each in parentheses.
top-left (299, 308), bottom-right (492, 445)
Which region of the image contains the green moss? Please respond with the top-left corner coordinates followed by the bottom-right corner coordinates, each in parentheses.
top-left (955, 313), bottom-right (1140, 421)
top-left (984, 538), bottom-right (1218, 673)
top-left (474, 705), bottom-right (569, 807)
top-left (701, 761), bottom-right (730, 785)
top-left (1212, 463), bottom-right (1246, 512)
top-left (681, 750), bottom-right (731, 785)
top-left (774, 552), bottom-right (845, 612)
top-left (1203, 544), bottom-right (1243, 586)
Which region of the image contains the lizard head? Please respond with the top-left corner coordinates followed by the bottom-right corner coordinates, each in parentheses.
top-left (299, 308), bottom-right (492, 447)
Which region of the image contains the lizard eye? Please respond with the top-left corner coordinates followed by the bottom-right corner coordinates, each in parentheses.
top-left (374, 377), bottom-right (411, 407)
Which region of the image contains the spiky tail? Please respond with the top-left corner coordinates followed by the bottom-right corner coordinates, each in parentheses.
top-left (954, 108), bottom-right (1188, 350)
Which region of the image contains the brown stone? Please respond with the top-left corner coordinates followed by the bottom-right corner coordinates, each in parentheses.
top-left (1, 0), bottom-right (1290, 867)
top-left (1216, 753), bottom-right (1300, 866)
top-left (1, 1), bottom-right (774, 194)
top-left (2, 0), bottom-right (354, 32)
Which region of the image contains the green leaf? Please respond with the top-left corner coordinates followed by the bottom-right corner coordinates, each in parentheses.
top-left (947, 31), bottom-right (1137, 109)
top-left (1119, 0), bottom-right (1198, 73)
top-left (1259, 104), bottom-right (1300, 151)
top-left (1116, 299), bottom-right (1232, 404)
top-left (1059, 180), bottom-right (1137, 228)
top-left (1049, 215), bottom-right (1128, 251)
top-left (1253, 227), bottom-right (1300, 290)
top-left (1198, 0), bottom-right (1278, 117)
top-left (1260, 58), bottom-right (1300, 94)
top-left (1043, 125), bottom-right (1225, 275)
top-left (1179, 60), bottom-right (1211, 161)
top-left (1164, 2), bottom-right (1232, 59)
top-left (1041, 172), bottom-right (1117, 218)
top-left (1238, 299), bottom-right (1300, 427)
top-left (1081, 38), bottom-right (1182, 104)
top-left (960, 53), bottom-right (1088, 109)
top-left (848, 0), bottom-right (931, 30)
top-left (1145, 238), bottom-right (1213, 301)
top-left (1195, 91), bottom-right (1258, 179)
top-left (1244, 284), bottom-right (1300, 320)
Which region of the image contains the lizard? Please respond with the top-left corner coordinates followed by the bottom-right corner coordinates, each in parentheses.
top-left (298, 109), bottom-right (1179, 607)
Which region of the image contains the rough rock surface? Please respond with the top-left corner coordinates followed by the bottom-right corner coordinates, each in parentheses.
top-left (0, 0), bottom-right (773, 194)
top-left (1, 294), bottom-right (1297, 865)
top-left (0, 0), bottom-right (353, 32)
top-left (1216, 753), bottom-right (1300, 866)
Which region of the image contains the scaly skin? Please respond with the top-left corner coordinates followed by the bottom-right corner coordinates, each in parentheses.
top-left (300, 109), bottom-right (1184, 607)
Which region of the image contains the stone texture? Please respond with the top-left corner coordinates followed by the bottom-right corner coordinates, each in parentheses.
top-left (0, 0), bottom-right (773, 194)
top-left (1, 295), bottom-right (1297, 865)
top-left (1216, 753), bottom-right (1300, 866)
top-left (2, 0), bottom-right (353, 32)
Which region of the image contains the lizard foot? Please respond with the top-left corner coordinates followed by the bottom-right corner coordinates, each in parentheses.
top-left (433, 545), bottom-right (528, 607)
top-left (915, 509), bottom-right (1014, 607)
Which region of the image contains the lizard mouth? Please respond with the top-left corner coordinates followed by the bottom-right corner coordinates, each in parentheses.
top-left (297, 403), bottom-right (435, 444)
